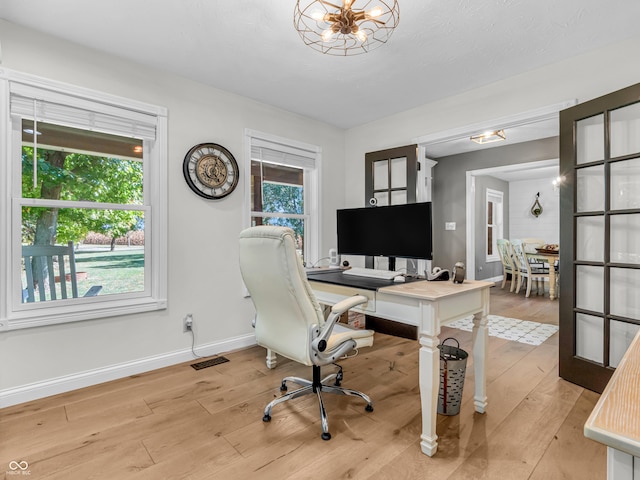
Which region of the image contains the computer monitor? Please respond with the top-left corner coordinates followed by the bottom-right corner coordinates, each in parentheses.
top-left (336, 202), bottom-right (433, 267)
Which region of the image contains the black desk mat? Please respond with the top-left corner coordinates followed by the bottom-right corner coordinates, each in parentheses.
top-left (306, 269), bottom-right (423, 291)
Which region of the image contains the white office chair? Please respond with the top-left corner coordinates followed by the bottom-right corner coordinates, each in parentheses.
top-left (239, 225), bottom-right (375, 440)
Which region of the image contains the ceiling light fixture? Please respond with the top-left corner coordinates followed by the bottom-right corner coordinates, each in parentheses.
top-left (294, 0), bottom-right (400, 56)
top-left (470, 130), bottom-right (506, 145)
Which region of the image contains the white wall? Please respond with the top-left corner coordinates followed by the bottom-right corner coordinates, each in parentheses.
top-left (509, 178), bottom-right (559, 244)
top-left (3, 19), bottom-right (640, 405)
top-left (0, 20), bottom-right (346, 405)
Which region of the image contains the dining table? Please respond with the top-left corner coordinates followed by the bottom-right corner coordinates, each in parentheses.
top-left (526, 249), bottom-right (559, 300)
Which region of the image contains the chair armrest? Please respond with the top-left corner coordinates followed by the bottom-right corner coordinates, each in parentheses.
top-left (330, 295), bottom-right (369, 316)
top-left (311, 295), bottom-right (368, 354)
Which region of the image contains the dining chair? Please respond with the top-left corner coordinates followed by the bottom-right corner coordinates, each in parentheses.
top-left (521, 237), bottom-right (546, 267)
top-left (510, 239), bottom-right (550, 297)
top-left (521, 237), bottom-right (545, 251)
top-left (497, 239), bottom-right (518, 292)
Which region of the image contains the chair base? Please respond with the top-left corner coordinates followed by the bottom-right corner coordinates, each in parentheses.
top-left (262, 364), bottom-right (373, 440)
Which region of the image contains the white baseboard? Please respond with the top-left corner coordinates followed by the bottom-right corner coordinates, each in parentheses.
top-left (0, 333), bottom-right (257, 408)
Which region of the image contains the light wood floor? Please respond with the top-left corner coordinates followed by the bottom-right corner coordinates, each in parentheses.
top-left (1, 282), bottom-right (606, 479)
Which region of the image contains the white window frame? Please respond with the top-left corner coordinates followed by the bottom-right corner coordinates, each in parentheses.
top-left (0, 69), bottom-right (168, 331)
top-left (243, 129), bottom-right (320, 264)
top-left (486, 188), bottom-right (504, 263)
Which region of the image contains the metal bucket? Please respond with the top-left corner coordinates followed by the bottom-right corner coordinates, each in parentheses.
top-left (437, 337), bottom-right (468, 415)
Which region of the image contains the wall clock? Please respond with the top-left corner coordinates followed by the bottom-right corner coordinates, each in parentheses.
top-left (182, 142), bottom-right (239, 199)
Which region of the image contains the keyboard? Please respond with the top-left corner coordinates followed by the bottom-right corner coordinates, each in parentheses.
top-left (342, 267), bottom-right (398, 280)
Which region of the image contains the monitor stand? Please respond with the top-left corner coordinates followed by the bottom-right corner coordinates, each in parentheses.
top-left (388, 256), bottom-right (396, 272)
top-left (365, 255), bottom-right (396, 272)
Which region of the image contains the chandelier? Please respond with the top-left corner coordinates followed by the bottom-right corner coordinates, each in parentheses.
top-left (294, 0), bottom-right (400, 56)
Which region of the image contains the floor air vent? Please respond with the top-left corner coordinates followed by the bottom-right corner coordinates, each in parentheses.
top-left (191, 356), bottom-right (229, 370)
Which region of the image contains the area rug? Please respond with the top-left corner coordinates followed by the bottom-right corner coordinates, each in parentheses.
top-left (445, 315), bottom-right (559, 346)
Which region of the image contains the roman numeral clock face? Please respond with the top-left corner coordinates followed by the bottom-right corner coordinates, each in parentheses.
top-left (183, 143), bottom-right (239, 199)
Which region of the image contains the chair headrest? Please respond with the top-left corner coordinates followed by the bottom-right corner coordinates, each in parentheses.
top-left (239, 225), bottom-right (295, 242)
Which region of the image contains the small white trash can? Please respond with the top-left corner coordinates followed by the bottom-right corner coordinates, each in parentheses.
top-left (437, 337), bottom-right (468, 416)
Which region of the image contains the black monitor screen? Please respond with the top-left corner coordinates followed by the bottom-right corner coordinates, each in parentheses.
top-left (337, 202), bottom-right (432, 260)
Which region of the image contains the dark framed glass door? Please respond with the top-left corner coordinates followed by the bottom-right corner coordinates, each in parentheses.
top-left (559, 83), bottom-right (640, 393)
top-left (364, 144), bottom-right (418, 269)
top-left (364, 144), bottom-right (418, 207)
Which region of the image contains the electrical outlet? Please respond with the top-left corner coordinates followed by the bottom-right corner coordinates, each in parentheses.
top-left (183, 314), bottom-right (193, 333)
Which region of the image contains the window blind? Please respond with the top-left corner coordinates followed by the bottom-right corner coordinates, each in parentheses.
top-left (10, 83), bottom-right (157, 140)
top-left (251, 137), bottom-right (316, 169)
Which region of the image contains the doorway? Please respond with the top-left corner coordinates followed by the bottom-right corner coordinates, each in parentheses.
top-left (465, 159), bottom-right (559, 281)
top-left (413, 100), bottom-right (575, 278)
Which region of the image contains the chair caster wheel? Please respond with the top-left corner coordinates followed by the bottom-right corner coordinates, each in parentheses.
top-left (365, 404), bottom-right (374, 412)
top-left (280, 382), bottom-right (287, 392)
top-left (263, 414), bottom-right (271, 422)
top-left (321, 432), bottom-right (331, 441)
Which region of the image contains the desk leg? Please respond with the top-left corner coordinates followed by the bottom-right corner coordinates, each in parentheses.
top-left (419, 332), bottom-right (440, 456)
top-left (607, 447), bottom-right (635, 480)
top-left (265, 348), bottom-right (277, 369)
top-left (472, 311), bottom-right (489, 413)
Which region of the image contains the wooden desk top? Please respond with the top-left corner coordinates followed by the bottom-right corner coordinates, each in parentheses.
top-left (380, 279), bottom-right (493, 301)
top-left (584, 330), bottom-right (640, 457)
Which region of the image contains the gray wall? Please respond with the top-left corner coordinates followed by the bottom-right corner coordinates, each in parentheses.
top-left (432, 136), bottom-right (558, 273)
top-left (474, 175), bottom-right (509, 280)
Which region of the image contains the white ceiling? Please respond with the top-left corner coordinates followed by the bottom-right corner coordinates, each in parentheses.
top-left (1, 0), bottom-right (639, 135)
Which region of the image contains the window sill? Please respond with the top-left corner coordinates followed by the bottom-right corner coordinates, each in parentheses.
top-left (0, 297), bottom-right (167, 331)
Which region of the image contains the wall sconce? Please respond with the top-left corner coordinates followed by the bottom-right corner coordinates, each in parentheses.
top-left (552, 175), bottom-right (566, 192)
top-left (531, 192), bottom-right (543, 217)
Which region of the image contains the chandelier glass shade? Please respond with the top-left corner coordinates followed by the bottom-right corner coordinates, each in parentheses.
top-left (294, 0), bottom-right (400, 56)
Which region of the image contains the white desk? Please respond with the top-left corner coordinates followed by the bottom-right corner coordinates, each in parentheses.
top-left (585, 330), bottom-right (640, 479)
top-left (304, 273), bottom-right (492, 457)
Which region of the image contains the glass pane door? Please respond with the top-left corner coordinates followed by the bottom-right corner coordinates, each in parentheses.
top-left (560, 82), bottom-right (640, 393)
top-left (364, 145), bottom-right (418, 269)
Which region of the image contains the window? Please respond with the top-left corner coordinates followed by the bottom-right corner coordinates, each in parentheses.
top-left (0, 70), bottom-right (167, 330)
top-left (486, 189), bottom-right (504, 262)
top-left (244, 130), bottom-right (320, 264)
